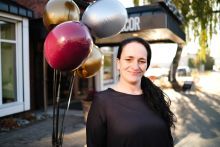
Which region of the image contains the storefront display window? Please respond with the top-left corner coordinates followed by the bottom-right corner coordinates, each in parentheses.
top-left (101, 47), bottom-right (114, 85)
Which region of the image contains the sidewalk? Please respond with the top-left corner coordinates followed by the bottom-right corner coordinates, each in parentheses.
top-left (0, 108), bottom-right (86, 147)
top-left (165, 89), bottom-right (220, 147)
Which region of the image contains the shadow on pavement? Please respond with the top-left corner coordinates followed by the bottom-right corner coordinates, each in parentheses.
top-left (171, 90), bottom-right (220, 145)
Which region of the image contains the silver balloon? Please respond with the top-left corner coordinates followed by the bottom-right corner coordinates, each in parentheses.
top-left (82, 0), bottom-right (128, 38)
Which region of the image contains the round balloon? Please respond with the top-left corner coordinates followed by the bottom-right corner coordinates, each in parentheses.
top-left (82, 0), bottom-right (127, 38)
top-left (44, 21), bottom-right (93, 71)
top-left (77, 45), bottom-right (104, 78)
top-left (43, 0), bottom-right (80, 30)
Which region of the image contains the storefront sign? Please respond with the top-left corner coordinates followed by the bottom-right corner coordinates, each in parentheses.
top-left (121, 16), bottom-right (140, 32)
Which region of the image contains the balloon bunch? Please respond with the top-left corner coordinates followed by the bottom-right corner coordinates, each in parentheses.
top-left (43, 0), bottom-right (127, 146)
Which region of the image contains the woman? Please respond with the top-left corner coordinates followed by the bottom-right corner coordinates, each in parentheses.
top-left (86, 37), bottom-right (175, 147)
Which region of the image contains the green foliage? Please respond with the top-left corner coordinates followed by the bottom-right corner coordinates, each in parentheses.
top-left (172, 0), bottom-right (218, 30)
top-left (188, 58), bottom-right (196, 68)
top-left (188, 54), bottom-right (214, 71)
top-left (172, 0), bottom-right (220, 62)
top-left (133, 0), bottom-right (139, 6)
top-left (204, 55), bottom-right (215, 70)
top-left (198, 29), bottom-right (208, 63)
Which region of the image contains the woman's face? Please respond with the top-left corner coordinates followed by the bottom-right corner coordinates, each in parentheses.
top-left (117, 41), bottom-right (148, 85)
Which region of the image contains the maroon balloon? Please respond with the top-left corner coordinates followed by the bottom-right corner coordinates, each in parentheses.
top-left (44, 21), bottom-right (93, 71)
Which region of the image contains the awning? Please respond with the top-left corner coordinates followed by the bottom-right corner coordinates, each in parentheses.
top-left (96, 2), bottom-right (185, 45)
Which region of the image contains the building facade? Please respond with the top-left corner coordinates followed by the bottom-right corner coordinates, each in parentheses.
top-left (0, 0), bottom-right (185, 117)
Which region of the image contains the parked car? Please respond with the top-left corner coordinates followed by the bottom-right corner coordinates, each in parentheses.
top-left (177, 66), bottom-right (191, 77)
top-left (176, 66), bottom-right (194, 92)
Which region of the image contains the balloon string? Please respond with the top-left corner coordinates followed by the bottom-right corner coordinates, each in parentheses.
top-left (66, 71), bottom-right (76, 115)
top-left (52, 69), bottom-right (58, 146)
top-left (59, 71), bottom-right (76, 145)
top-left (55, 71), bottom-right (62, 147)
top-left (68, 9), bottom-right (70, 20)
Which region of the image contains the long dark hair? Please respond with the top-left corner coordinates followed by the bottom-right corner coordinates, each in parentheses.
top-left (118, 37), bottom-right (175, 146)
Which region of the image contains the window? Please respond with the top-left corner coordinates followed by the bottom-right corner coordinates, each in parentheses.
top-left (0, 21), bottom-right (17, 104)
top-left (101, 47), bottom-right (115, 85)
top-left (0, 14), bottom-right (30, 117)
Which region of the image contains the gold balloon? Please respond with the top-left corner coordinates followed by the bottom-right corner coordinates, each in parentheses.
top-left (77, 45), bottom-right (104, 78)
top-left (43, 0), bottom-right (80, 30)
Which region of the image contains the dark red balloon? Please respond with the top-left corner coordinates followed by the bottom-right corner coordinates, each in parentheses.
top-left (44, 21), bottom-right (93, 71)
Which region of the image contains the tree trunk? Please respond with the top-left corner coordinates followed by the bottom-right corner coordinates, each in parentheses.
top-left (168, 44), bottom-right (183, 91)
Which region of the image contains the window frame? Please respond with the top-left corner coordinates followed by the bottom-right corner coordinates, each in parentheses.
top-left (0, 12), bottom-right (30, 117)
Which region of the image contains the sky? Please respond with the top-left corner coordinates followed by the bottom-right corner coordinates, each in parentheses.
top-left (118, 0), bottom-right (134, 7)
top-left (209, 33), bottom-right (220, 58)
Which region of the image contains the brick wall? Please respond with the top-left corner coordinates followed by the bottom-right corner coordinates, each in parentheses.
top-left (16, 0), bottom-right (47, 18)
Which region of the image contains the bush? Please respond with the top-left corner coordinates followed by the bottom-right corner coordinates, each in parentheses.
top-left (188, 58), bottom-right (196, 68)
top-left (204, 55), bottom-right (215, 70)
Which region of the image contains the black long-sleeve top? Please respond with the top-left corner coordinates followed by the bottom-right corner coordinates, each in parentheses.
top-left (86, 88), bottom-right (172, 147)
